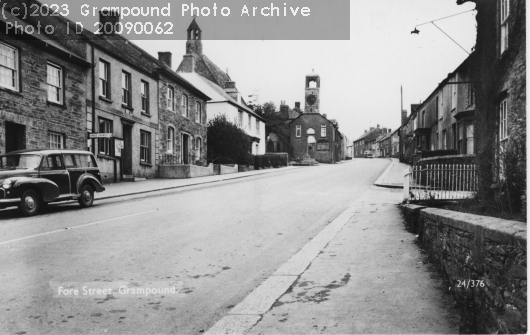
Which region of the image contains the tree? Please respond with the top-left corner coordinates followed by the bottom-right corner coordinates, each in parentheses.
top-left (207, 114), bottom-right (251, 164)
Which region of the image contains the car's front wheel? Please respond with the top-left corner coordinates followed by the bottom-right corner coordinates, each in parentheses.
top-left (78, 184), bottom-right (94, 208)
top-left (20, 190), bottom-right (40, 217)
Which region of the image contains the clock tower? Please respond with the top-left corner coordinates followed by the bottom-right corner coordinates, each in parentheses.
top-left (304, 70), bottom-right (320, 113)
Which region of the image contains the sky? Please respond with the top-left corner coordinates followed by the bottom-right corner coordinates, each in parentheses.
top-left (129, 0), bottom-right (477, 143)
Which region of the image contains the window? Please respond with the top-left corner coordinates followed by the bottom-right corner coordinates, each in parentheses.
top-left (121, 71), bottom-right (131, 106)
top-left (451, 79), bottom-right (457, 110)
top-left (181, 94), bottom-right (189, 117)
top-left (0, 42), bottom-right (18, 91)
top-left (436, 97), bottom-right (440, 119)
top-left (248, 115), bottom-right (252, 130)
top-left (141, 81), bottom-right (149, 114)
top-left (500, 0), bottom-right (509, 54)
top-left (238, 111), bottom-right (243, 125)
top-left (140, 131), bottom-right (151, 163)
top-left (99, 60), bottom-right (110, 98)
top-left (167, 127), bottom-right (174, 154)
top-left (466, 84), bottom-right (475, 107)
top-left (442, 129), bottom-right (447, 150)
top-left (40, 155), bottom-right (64, 170)
top-left (296, 125), bottom-right (302, 138)
top-left (422, 111), bottom-right (425, 127)
top-left (49, 132), bottom-right (64, 149)
top-left (47, 62), bottom-right (63, 104)
top-left (466, 123), bottom-right (474, 154)
top-left (256, 119), bottom-right (260, 134)
top-left (196, 102), bottom-right (202, 123)
top-left (196, 137), bottom-right (202, 159)
top-left (167, 87), bottom-right (174, 111)
top-left (98, 118), bottom-right (113, 156)
top-left (321, 125), bottom-right (327, 137)
top-left (499, 99), bottom-right (508, 143)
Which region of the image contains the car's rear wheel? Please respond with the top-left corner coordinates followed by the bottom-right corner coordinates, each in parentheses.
top-left (20, 190), bottom-right (40, 217)
top-left (78, 184), bottom-right (94, 208)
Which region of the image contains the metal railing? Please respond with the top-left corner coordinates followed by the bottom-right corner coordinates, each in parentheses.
top-left (405, 164), bottom-right (477, 201)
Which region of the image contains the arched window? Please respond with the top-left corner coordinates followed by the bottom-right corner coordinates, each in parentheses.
top-left (307, 128), bottom-right (315, 135)
top-left (196, 137), bottom-right (202, 160)
top-left (309, 80), bottom-right (317, 88)
top-left (167, 127), bottom-right (174, 153)
top-left (195, 30), bottom-right (199, 40)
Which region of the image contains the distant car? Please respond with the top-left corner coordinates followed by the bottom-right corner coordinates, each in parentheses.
top-left (364, 151), bottom-right (373, 158)
top-left (0, 149), bottom-right (105, 216)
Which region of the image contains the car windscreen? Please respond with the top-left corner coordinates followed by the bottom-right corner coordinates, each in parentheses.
top-left (0, 154), bottom-right (41, 170)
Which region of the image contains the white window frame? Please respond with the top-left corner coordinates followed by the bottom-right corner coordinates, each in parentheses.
top-left (248, 115), bottom-right (252, 130)
top-left (47, 62), bottom-right (63, 104)
top-left (121, 71), bottom-right (131, 106)
top-left (256, 119), bottom-right (260, 134)
top-left (140, 130), bottom-right (151, 163)
top-left (99, 60), bottom-right (109, 98)
top-left (166, 127), bottom-right (174, 154)
top-left (321, 125), bottom-right (327, 137)
top-left (296, 125), bottom-right (302, 138)
top-left (167, 87), bottom-right (174, 111)
top-left (196, 137), bottom-right (202, 159)
top-left (0, 42), bottom-right (19, 91)
top-left (451, 77), bottom-right (457, 110)
top-left (141, 80), bottom-right (149, 114)
top-left (196, 102), bottom-right (202, 123)
top-left (49, 132), bottom-right (64, 149)
top-left (181, 94), bottom-right (189, 117)
top-left (238, 111), bottom-right (243, 126)
top-left (500, 0), bottom-right (509, 54)
top-left (499, 99), bottom-right (508, 142)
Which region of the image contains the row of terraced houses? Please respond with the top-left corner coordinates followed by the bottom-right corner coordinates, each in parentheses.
top-left (0, 0), bottom-right (266, 183)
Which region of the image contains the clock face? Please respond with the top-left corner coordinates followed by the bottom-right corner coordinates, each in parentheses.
top-left (306, 94), bottom-right (317, 106)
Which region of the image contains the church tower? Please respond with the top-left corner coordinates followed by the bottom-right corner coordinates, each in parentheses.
top-left (304, 70), bottom-right (320, 113)
top-left (186, 18), bottom-right (202, 55)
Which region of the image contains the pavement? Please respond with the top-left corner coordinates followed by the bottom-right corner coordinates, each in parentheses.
top-left (97, 166), bottom-right (301, 200)
top-left (373, 158), bottom-right (410, 189)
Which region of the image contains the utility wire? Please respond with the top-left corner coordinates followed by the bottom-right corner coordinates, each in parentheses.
top-left (431, 22), bottom-right (470, 55)
top-left (415, 9), bottom-right (476, 27)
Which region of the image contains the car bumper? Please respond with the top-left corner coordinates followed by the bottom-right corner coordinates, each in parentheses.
top-left (0, 198), bottom-right (21, 209)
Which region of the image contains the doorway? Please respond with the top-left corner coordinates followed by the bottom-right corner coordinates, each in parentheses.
top-left (5, 121), bottom-right (26, 153)
top-left (122, 124), bottom-right (133, 176)
top-left (182, 133), bottom-right (190, 164)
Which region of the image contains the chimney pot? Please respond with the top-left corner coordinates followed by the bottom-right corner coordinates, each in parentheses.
top-left (158, 52), bottom-right (172, 68)
top-left (99, 10), bottom-right (120, 35)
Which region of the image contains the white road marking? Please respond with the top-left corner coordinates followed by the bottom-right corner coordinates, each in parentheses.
top-left (0, 209), bottom-right (158, 246)
top-left (205, 206), bottom-right (356, 335)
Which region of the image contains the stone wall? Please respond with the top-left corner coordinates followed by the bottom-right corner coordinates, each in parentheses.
top-left (400, 204), bottom-right (527, 333)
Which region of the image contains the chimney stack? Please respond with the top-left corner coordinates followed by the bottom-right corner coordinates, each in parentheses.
top-left (99, 10), bottom-right (120, 35)
top-left (402, 109), bottom-right (408, 125)
top-left (377, 124), bottom-right (380, 128)
top-left (382, 128), bottom-right (387, 134)
top-left (179, 55), bottom-right (195, 73)
top-left (295, 102), bottom-right (300, 109)
top-left (158, 52), bottom-right (172, 68)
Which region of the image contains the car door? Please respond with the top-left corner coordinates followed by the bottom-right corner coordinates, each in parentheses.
top-left (63, 154), bottom-right (84, 195)
top-left (39, 154), bottom-right (70, 195)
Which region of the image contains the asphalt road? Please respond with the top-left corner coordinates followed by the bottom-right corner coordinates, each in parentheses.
top-left (0, 159), bottom-right (391, 335)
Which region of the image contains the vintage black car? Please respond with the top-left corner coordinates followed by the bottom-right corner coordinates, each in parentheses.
top-left (0, 149), bottom-right (105, 216)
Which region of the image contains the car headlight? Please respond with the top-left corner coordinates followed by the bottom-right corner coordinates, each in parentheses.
top-left (2, 179), bottom-right (12, 189)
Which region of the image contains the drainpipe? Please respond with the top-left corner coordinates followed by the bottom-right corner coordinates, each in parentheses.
top-left (90, 42), bottom-right (96, 154)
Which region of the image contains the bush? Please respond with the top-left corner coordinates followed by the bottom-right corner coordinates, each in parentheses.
top-left (263, 155), bottom-right (271, 168)
top-left (421, 150), bottom-right (458, 159)
top-left (207, 114), bottom-right (251, 164)
top-left (254, 155), bottom-right (263, 169)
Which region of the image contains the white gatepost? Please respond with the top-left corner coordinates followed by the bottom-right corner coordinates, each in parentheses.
top-left (403, 166), bottom-right (411, 202)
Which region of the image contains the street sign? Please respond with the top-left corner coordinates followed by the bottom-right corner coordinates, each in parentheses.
top-left (88, 133), bottom-right (113, 139)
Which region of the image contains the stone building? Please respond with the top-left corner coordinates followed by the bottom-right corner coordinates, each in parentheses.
top-left (155, 53), bottom-right (210, 167)
top-left (352, 126), bottom-right (384, 157)
top-left (289, 113), bottom-right (341, 163)
top-left (457, 0), bottom-right (526, 210)
top-left (0, 7), bottom-right (90, 155)
top-left (177, 19), bottom-right (266, 155)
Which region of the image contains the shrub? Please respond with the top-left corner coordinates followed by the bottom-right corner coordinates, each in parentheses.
top-left (218, 156), bottom-right (234, 165)
top-left (207, 114), bottom-right (251, 164)
top-left (254, 155), bottom-right (263, 169)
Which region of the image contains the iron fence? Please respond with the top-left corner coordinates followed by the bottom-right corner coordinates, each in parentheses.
top-left (405, 164), bottom-right (477, 201)
top-left (159, 153), bottom-right (199, 166)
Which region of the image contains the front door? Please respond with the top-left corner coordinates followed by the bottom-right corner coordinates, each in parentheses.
top-left (122, 125), bottom-right (133, 175)
top-left (182, 134), bottom-right (190, 164)
top-left (39, 154), bottom-right (70, 195)
top-left (5, 121), bottom-right (26, 153)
